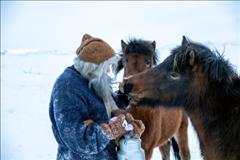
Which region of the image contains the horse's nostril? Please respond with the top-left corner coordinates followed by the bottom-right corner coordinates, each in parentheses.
top-left (123, 82), bottom-right (133, 94)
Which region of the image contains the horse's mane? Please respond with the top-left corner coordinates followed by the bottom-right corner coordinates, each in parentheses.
top-left (172, 41), bottom-right (237, 83)
top-left (116, 38), bottom-right (158, 74)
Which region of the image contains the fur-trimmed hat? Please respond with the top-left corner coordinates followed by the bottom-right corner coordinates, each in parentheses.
top-left (76, 34), bottom-right (115, 64)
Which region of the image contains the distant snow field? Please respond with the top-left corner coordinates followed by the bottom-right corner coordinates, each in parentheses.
top-left (1, 46), bottom-right (239, 160)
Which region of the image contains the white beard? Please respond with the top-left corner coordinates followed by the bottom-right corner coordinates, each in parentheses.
top-left (73, 56), bottom-right (119, 118)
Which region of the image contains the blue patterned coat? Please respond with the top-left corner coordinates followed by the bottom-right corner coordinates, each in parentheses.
top-left (49, 66), bottom-right (126, 160)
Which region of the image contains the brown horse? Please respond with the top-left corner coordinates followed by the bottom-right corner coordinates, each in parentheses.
top-left (123, 36), bottom-right (240, 160)
top-left (115, 39), bottom-right (190, 160)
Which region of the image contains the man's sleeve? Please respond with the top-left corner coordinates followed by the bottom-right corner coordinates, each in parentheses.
top-left (52, 82), bottom-right (110, 155)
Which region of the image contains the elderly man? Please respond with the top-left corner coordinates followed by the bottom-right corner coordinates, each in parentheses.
top-left (49, 34), bottom-right (144, 160)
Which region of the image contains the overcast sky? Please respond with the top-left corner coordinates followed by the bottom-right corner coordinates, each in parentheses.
top-left (1, 1), bottom-right (239, 51)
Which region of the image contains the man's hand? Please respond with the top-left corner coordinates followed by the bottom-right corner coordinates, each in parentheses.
top-left (126, 113), bottom-right (145, 137)
top-left (100, 114), bottom-right (126, 140)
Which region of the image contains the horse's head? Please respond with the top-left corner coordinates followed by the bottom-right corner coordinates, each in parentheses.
top-left (123, 36), bottom-right (237, 108)
top-left (116, 38), bottom-right (158, 77)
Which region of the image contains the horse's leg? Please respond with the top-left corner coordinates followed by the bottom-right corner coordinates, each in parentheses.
top-left (177, 112), bottom-right (191, 160)
top-left (142, 143), bottom-right (154, 160)
top-left (159, 141), bottom-right (171, 160)
top-left (144, 148), bottom-right (154, 160)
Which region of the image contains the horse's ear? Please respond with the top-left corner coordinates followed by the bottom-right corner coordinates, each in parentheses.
top-left (151, 41), bottom-right (156, 50)
top-left (186, 48), bottom-right (195, 66)
top-left (182, 36), bottom-right (195, 66)
top-left (181, 36), bottom-right (190, 48)
top-left (121, 40), bottom-right (127, 52)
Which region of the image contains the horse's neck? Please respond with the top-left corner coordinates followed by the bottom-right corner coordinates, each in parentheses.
top-left (187, 111), bottom-right (221, 160)
top-left (187, 87), bottom-right (226, 159)
top-left (187, 98), bottom-right (240, 160)
top-left (187, 77), bottom-right (240, 159)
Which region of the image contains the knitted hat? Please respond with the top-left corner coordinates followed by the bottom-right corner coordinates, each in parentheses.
top-left (76, 34), bottom-right (115, 64)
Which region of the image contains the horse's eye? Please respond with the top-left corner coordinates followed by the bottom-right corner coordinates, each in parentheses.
top-left (169, 72), bottom-right (180, 80)
top-left (144, 59), bottom-right (151, 66)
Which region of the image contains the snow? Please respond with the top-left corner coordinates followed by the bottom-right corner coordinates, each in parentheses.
top-left (1, 53), bottom-right (73, 160)
top-left (1, 1), bottom-right (239, 160)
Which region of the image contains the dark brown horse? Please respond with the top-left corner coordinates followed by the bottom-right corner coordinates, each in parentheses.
top-left (115, 39), bottom-right (190, 160)
top-left (123, 36), bottom-right (240, 160)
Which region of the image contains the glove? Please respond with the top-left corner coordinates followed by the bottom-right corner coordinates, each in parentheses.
top-left (100, 114), bottom-right (126, 140)
top-left (126, 113), bottom-right (145, 137)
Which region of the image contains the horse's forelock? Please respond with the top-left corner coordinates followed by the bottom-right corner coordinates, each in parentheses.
top-left (173, 54), bottom-right (178, 70)
top-left (171, 46), bottom-right (188, 71)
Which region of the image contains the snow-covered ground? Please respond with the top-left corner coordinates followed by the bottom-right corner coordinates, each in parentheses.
top-left (1, 45), bottom-right (239, 159)
top-left (1, 52), bottom-right (72, 160)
